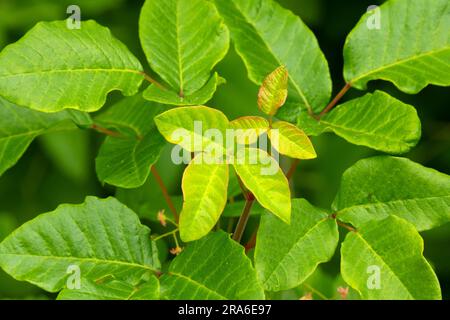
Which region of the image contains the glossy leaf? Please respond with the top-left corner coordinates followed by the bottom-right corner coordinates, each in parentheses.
top-left (334, 156), bottom-right (450, 232)
top-left (180, 158), bottom-right (229, 242)
top-left (95, 94), bottom-right (166, 188)
top-left (232, 148), bottom-right (291, 223)
top-left (257, 66), bottom-right (288, 116)
top-left (0, 97), bottom-right (76, 177)
top-left (344, 0), bottom-right (450, 93)
top-left (143, 73), bottom-right (225, 106)
top-left (299, 91), bottom-right (421, 154)
top-left (140, 0), bottom-right (229, 100)
top-left (0, 197), bottom-right (160, 292)
top-left (214, 0), bottom-right (331, 114)
top-left (228, 116), bottom-right (269, 145)
top-left (154, 106), bottom-right (229, 152)
top-left (255, 199), bottom-right (338, 291)
top-left (58, 277), bottom-right (159, 300)
top-left (341, 216), bottom-right (441, 299)
top-left (0, 21), bottom-right (143, 112)
top-left (269, 121), bottom-right (316, 159)
top-left (160, 231), bottom-right (264, 299)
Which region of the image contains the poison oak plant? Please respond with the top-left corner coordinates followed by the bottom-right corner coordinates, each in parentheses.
top-left (0, 0), bottom-right (448, 300)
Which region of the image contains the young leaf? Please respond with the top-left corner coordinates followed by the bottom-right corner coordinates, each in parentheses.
top-left (232, 148), bottom-right (291, 223)
top-left (299, 91), bottom-right (421, 154)
top-left (95, 94), bottom-right (166, 189)
top-left (160, 231), bottom-right (264, 299)
top-left (0, 97), bottom-right (77, 177)
top-left (341, 216), bottom-right (441, 300)
top-left (228, 116), bottom-right (269, 145)
top-left (333, 156), bottom-right (450, 232)
top-left (143, 73), bottom-right (225, 106)
top-left (57, 277), bottom-right (160, 300)
top-left (269, 121), bottom-right (316, 159)
top-left (180, 158), bottom-right (229, 242)
top-left (0, 197), bottom-right (160, 292)
top-left (213, 0), bottom-right (331, 114)
top-left (255, 199), bottom-right (338, 291)
top-left (257, 66), bottom-right (288, 116)
top-left (0, 21), bottom-right (143, 112)
top-left (344, 0), bottom-right (450, 93)
top-left (140, 0), bottom-right (229, 100)
top-left (154, 106), bottom-right (229, 152)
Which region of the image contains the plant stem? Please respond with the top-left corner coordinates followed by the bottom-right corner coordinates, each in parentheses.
top-left (153, 228), bottom-right (178, 241)
top-left (141, 72), bottom-right (166, 90)
top-left (302, 283), bottom-right (329, 300)
top-left (336, 220), bottom-right (357, 232)
top-left (286, 159), bottom-right (300, 180)
top-left (232, 196), bottom-right (255, 242)
top-left (151, 166), bottom-right (179, 223)
top-left (319, 82), bottom-right (352, 117)
top-left (91, 124), bottom-right (123, 138)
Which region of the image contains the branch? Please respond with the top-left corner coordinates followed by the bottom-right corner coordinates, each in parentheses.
top-left (151, 166), bottom-right (179, 223)
top-left (91, 124), bottom-right (123, 138)
top-left (319, 82), bottom-right (352, 117)
top-left (140, 72), bottom-right (166, 90)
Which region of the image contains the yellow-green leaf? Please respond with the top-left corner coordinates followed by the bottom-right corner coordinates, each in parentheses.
top-left (154, 106), bottom-right (229, 152)
top-left (232, 148), bottom-right (291, 223)
top-left (257, 66), bottom-right (288, 116)
top-left (180, 158), bottom-right (229, 242)
top-left (269, 121), bottom-right (316, 159)
top-left (228, 116), bottom-right (269, 145)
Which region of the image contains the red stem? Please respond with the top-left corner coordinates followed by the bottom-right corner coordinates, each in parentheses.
top-left (319, 82), bottom-right (352, 117)
top-left (151, 166), bottom-right (179, 223)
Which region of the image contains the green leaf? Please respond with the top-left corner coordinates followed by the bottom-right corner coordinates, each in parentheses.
top-left (180, 158), bottom-right (229, 242)
top-left (0, 197), bottom-right (160, 292)
top-left (160, 231), bottom-right (264, 299)
top-left (269, 121), bottom-right (316, 159)
top-left (222, 201), bottom-right (265, 217)
top-left (341, 216), bottom-right (441, 300)
top-left (0, 97), bottom-right (76, 177)
top-left (232, 148), bottom-right (291, 223)
top-left (155, 106), bottom-right (229, 152)
top-left (0, 21), bottom-right (143, 112)
top-left (257, 66), bottom-right (288, 116)
top-left (139, 0), bottom-right (229, 100)
top-left (334, 156), bottom-right (450, 232)
top-left (57, 277), bottom-right (159, 300)
top-left (143, 73), bottom-right (225, 106)
top-left (228, 116), bottom-right (269, 145)
top-left (300, 91), bottom-right (421, 154)
top-left (95, 94), bottom-right (166, 188)
top-left (214, 0), bottom-right (331, 114)
top-left (255, 199), bottom-right (338, 291)
top-left (344, 0), bottom-right (450, 93)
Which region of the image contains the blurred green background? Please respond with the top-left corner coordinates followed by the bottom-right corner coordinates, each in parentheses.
top-left (0, 0), bottom-right (448, 299)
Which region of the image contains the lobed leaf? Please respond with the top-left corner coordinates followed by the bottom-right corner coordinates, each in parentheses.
top-left (341, 216), bottom-right (441, 299)
top-left (0, 197), bottom-right (160, 292)
top-left (214, 0), bottom-right (331, 114)
top-left (344, 0), bottom-right (450, 93)
top-left (160, 231), bottom-right (264, 299)
top-left (299, 91), bottom-right (421, 154)
top-left (0, 21), bottom-right (143, 112)
top-left (334, 156), bottom-right (450, 232)
top-left (255, 199), bottom-right (338, 291)
top-left (140, 0), bottom-right (229, 101)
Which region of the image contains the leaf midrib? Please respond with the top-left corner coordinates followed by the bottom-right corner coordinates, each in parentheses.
top-left (168, 272), bottom-right (228, 299)
top-left (0, 252), bottom-right (157, 272)
top-left (350, 46), bottom-right (450, 83)
top-left (0, 68), bottom-right (142, 79)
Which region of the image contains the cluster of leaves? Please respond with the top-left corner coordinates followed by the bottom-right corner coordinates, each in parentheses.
top-left (0, 0), bottom-right (449, 300)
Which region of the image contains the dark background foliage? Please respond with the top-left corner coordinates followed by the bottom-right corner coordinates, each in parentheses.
top-left (0, 0), bottom-right (448, 299)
